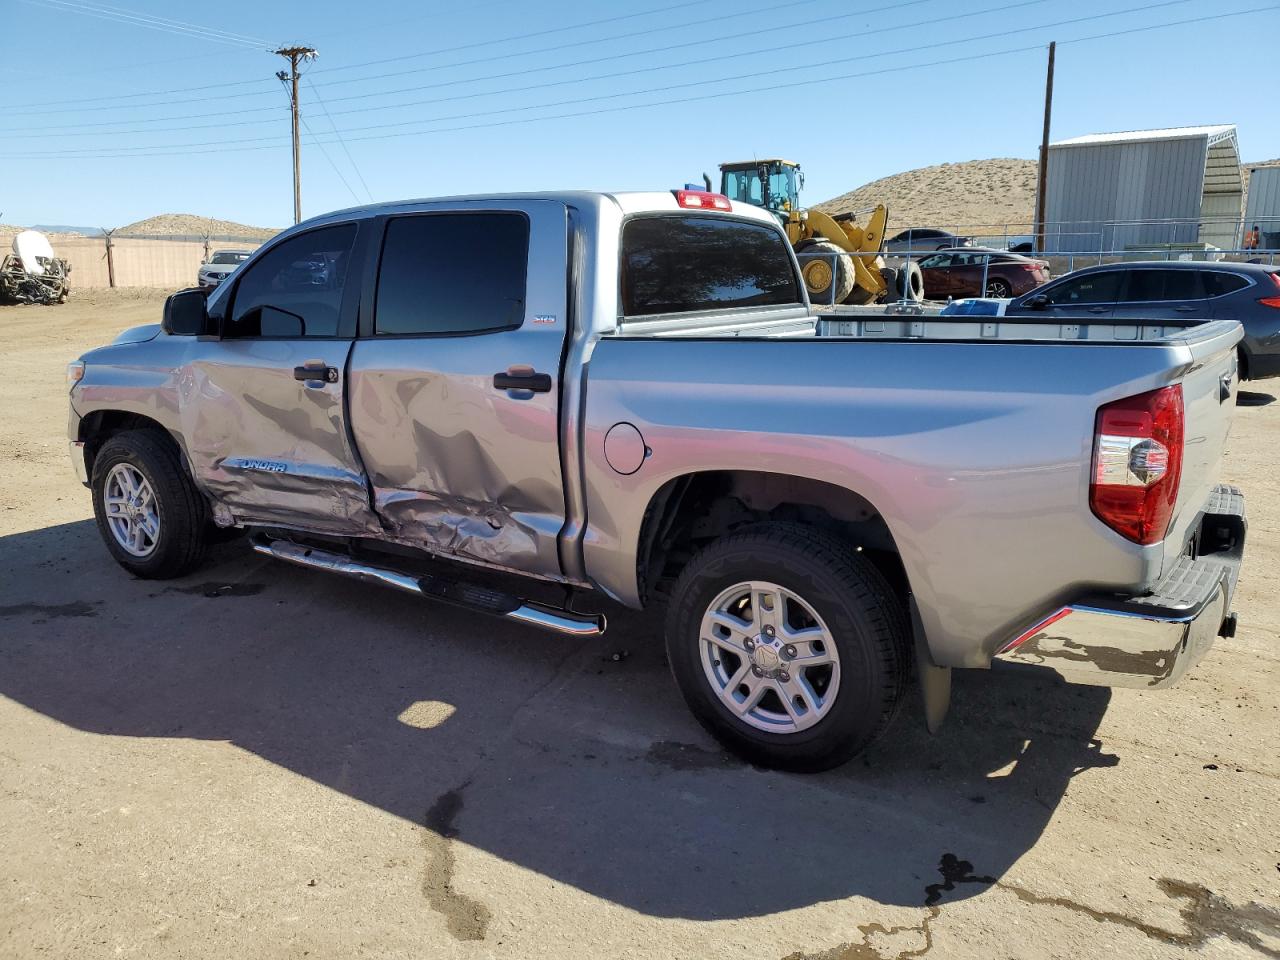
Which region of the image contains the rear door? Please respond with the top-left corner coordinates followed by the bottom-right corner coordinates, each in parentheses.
top-left (183, 220), bottom-right (382, 535)
top-left (1111, 268), bottom-right (1209, 321)
top-left (348, 201), bottom-right (570, 578)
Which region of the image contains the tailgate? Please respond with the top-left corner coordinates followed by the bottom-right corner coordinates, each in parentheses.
top-left (1161, 322), bottom-right (1242, 575)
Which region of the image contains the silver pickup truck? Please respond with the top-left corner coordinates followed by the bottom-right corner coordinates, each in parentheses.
top-left (67, 190), bottom-right (1248, 771)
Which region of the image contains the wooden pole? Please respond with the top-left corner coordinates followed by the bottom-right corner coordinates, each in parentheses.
top-left (103, 229), bottom-right (116, 289)
top-left (1034, 41), bottom-right (1056, 254)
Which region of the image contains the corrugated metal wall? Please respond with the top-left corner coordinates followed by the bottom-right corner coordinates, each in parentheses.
top-left (1245, 167), bottom-right (1280, 246)
top-left (1044, 136), bottom-right (1209, 252)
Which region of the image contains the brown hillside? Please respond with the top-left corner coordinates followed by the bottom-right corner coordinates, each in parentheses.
top-left (818, 158), bottom-right (1038, 232)
top-left (116, 214), bottom-right (279, 239)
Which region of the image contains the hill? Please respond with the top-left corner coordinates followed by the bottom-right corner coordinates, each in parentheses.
top-left (116, 214), bottom-right (279, 240)
top-left (817, 158), bottom-right (1038, 232)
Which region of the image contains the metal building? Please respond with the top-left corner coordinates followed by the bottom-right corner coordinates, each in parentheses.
top-left (1244, 165), bottom-right (1280, 250)
top-left (1042, 125), bottom-right (1243, 252)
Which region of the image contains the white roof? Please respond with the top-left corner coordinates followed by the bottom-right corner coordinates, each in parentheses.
top-left (1051, 124), bottom-right (1236, 148)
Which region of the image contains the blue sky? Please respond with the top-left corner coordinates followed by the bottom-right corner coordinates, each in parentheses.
top-left (2, 0), bottom-right (1276, 229)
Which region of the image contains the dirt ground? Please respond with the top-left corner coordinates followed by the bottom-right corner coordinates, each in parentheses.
top-left (1, 289), bottom-right (1277, 960)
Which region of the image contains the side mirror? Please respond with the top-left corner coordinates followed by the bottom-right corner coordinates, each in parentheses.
top-left (1027, 293), bottom-right (1050, 310)
top-left (162, 288), bottom-right (213, 336)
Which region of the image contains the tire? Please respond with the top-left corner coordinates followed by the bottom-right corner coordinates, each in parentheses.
top-left (91, 430), bottom-right (209, 579)
top-left (898, 261), bottom-right (924, 301)
top-left (985, 278), bottom-right (1012, 298)
top-left (796, 240), bottom-right (855, 305)
top-left (664, 523), bottom-right (910, 772)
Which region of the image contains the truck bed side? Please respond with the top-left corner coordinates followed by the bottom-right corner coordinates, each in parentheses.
top-left (579, 323), bottom-right (1241, 668)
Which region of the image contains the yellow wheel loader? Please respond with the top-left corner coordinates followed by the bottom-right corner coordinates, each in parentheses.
top-left (717, 159), bottom-right (921, 306)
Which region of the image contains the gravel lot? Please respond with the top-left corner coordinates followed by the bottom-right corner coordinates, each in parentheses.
top-left (2, 290), bottom-right (1278, 959)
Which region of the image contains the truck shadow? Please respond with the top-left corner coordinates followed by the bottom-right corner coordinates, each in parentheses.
top-left (0, 520), bottom-right (1116, 920)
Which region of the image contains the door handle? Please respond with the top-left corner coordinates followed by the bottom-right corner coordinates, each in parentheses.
top-left (293, 363), bottom-right (338, 384)
top-left (1174, 305), bottom-right (1196, 312)
top-left (493, 369), bottom-right (552, 393)
top-left (1088, 306), bottom-right (1109, 314)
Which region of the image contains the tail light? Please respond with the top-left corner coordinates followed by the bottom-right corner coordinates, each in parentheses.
top-left (1090, 385), bottom-right (1184, 545)
top-left (1260, 271), bottom-right (1280, 309)
top-left (673, 189), bottom-right (731, 211)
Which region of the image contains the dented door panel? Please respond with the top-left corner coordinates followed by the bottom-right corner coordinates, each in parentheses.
top-left (182, 338), bottom-right (383, 535)
top-left (348, 200), bottom-right (570, 579)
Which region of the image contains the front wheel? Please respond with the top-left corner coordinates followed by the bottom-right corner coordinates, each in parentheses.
top-left (985, 278), bottom-right (1012, 298)
top-left (91, 430), bottom-right (209, 579)
top-left (664, 524), bottom-right (910, 771)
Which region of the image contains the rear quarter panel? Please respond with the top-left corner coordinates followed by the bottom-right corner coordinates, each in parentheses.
top-left (581, 335), bottom-right (1226, 668)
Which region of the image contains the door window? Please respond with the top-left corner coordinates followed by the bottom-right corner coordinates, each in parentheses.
top-left (226, 224), bottom-right (356, 338)
top-left (1121, 269), bottom-right (1204, 302)
top-left (918, 254), bottom-right (953, 269)
top-left (374, 213), bottom-right (529, 336)
top-left (621, 215), bottom-right (800, 316)
top-left (1043, 271), bottom-right (1121, 305)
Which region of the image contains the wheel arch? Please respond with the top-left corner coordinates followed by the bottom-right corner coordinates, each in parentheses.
top-left (78, 410), bottom-right (186, 480)
top-left (634, 470), bottom-right (910, 609)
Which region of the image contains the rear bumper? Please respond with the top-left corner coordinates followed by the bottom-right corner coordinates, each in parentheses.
top-left (994, 484), bottom-right (1246, 689)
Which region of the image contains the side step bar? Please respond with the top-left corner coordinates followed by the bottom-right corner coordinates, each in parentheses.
top-left (250, 536), bottom-right (606, 637)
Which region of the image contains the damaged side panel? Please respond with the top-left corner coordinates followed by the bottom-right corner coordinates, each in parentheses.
top-left (181, 339), bottom-right (384, 536)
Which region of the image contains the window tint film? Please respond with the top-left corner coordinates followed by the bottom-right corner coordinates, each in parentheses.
top-left (227, 224), bottom-right (356, 338)
top-left (375, 213), bottom-right (528, 336)
top-left (1123, 269), bottom-right (1203, 302)
top-left (1044, 271), bottom-right (1121, 305)
top-left (621, 215), bottom-right (800, 316)
top-left (1202, 271), bottom-right (1249, 297)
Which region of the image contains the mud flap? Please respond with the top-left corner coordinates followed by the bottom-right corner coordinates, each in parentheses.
top-left (910, 595), bottom-right (951, 733)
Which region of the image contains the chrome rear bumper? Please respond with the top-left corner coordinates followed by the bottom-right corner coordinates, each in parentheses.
top-left (994, 484), bottom-right (1245, 690)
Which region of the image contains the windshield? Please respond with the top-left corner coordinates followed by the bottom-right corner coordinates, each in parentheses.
top-left (720, 166), bottom-right (797, 213)
top-left (210, 251), bottom-right (250, 265)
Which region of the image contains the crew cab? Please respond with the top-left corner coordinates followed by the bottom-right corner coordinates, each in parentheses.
top-left (67, 191), bottom-right (1247, 771)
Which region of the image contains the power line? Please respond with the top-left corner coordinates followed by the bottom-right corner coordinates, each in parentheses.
top-left (305, 78), bottom-right (374, 204)
top-left (4, 0), bottom-right (732, 112)
top-left (0, 0), bottom-right (1215, 152)
top-left (6, 5), bottom-right (1272, 163)
top-left (0, 0), bottom-right (950, 134)
top-left (300, 116), bottom-right (362, 205)
top-left (20, 0), bottom-right (271, 47)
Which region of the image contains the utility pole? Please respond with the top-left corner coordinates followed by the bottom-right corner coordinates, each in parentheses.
top-left (274, 45), bottom-right (317, 225)
top-left (1033, 41), bottom-right (1056, 254)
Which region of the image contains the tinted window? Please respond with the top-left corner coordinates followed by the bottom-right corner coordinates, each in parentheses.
top-left (1043, 271), bottom-right (1121, 305)
top-left (227, 224), bottom-right (356, 338)
top-left (210, 251), bottom-right (250, 265)
top-left (918, 254), bottom-right (953, 269)
top-left (1122, 269), bottom-right (1203, 302)
top-left (375, 213), bottom-right (528, 336)
top-left (1202, 271), bottom-right (1250, 297)
top-left (621, 216), bottom-right (800, 316)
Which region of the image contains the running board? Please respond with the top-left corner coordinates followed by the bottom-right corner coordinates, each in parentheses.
top-left (250, 536), bottom-right (606, 637)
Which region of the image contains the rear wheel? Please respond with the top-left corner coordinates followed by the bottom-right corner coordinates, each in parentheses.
top-left (985, 278), bottom-right (1012, 298)
top-left (664, 523), bottom-right (910, 771)
top-left (797, 240), bottom-right (855, 306)
top-left (91, 430), bottom-right (209, 579)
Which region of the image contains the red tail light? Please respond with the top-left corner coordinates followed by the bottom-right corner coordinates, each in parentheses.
top-left (1260, 271), bottom-right (1280, 308)
top-left (673, 189), bottom-right (731, 211)
top-left (1090, 385), bottom-right (1184, 545)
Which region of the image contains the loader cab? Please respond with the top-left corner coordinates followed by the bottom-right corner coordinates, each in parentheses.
top-left (719, 160), bottom-right (803, 219)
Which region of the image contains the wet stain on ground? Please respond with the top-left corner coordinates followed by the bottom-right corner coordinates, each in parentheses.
top-left (784, 853), bottom-right (1280, 960)
top-left (422, 781), bottom-right (491, 942)
top-left (0, 600), bottom-right (96, 620)
top-left (645, 740), bottom-right (744, 772)
top-left (164, 582), bottom-right (265, 599)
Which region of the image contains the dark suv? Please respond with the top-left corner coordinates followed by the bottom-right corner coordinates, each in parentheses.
top-left (1006, 261), bottom-right (1280, 379)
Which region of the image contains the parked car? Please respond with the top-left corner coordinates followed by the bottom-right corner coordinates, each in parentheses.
top-left (884, 228), bottom-right (973, 253)
top-left (68, 190), bottom-right (1246, 772)
top-left (916, 247), bottom-right (1050, 299)
top-left (196, 249), bottom-right (252, 290)
top-left (1004, 261), bottom-right (1280, 379)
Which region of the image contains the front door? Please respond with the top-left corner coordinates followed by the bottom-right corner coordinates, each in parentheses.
top-left (181, 220), bottom-right (382, 535)
top-left (1110, 267), bottom-right (1209, 321)
top-left (1022, 270), bottom-right (1121, 321)
top-left (348, 201), bottom-right (571, 579)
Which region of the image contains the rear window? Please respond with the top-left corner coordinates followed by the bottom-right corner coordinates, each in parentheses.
top-left (1122, 269), bottom-right (1204, 302)
top-left (1202, 271), bottom-right (1250, 297)
top-left (620, 215), bottom-right (800, 316)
